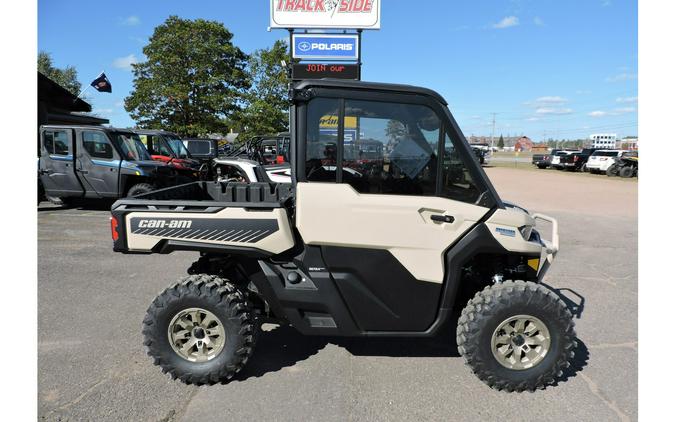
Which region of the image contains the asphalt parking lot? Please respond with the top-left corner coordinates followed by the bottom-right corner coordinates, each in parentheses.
top-left (38, 167), bottom-right (637, 421)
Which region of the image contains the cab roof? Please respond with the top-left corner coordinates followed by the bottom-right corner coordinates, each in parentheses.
top-left (40, 124), bottom-right (136, 134)
top-left (134, 129), bottom-right (180, 136)
top-left (293, 79), bottom-right (448, 106)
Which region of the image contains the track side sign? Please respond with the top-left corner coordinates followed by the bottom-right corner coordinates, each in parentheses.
top-left (271, 0), bottom-right (381, 29)
top-left (292, 34), bottom-right (359, 60)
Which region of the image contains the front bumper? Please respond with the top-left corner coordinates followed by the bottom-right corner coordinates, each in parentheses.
top-left (531, 213), bottom-right (559, 280)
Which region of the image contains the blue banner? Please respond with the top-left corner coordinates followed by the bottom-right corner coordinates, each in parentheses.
top-left (292, 34), bottom-right (359, 60)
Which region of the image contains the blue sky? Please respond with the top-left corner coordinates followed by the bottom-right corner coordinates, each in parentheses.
top-left (38, 0), bottom-right (637, 140)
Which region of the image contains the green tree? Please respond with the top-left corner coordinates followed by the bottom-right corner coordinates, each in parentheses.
top-left (38, 51), bottom-right (82, 95)
top-left (497, 134), bottom-right (505, 149)
top-left (385, 120), bottom-right (406, 144)
top-left (124, 16), bottom-right (249, 136)
top-left (231, 40), bottom-right (292, 139)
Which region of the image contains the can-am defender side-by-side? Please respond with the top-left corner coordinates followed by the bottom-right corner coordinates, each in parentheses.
top-left (111, 80), bottom-right (575, 392)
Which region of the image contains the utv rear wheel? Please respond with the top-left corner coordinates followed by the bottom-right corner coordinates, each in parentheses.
top-left (142, 274), bottom-right (257, 385)
top-left (619, 166), bottom-right (634, 178)
top-left (457, 280), bottom-right (576, 392)
top-left (537, 165), bottom-right (547, 169)
top-left (127, 183), bottom-right (155, 197)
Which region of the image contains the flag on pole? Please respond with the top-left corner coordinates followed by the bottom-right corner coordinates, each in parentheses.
top-left (90, 72), bottom-right (112, 93)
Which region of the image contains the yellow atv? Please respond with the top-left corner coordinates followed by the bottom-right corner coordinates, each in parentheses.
top-left (607, 152), bottom-right (638, 178)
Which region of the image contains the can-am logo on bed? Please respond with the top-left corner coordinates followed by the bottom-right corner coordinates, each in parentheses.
top-left (271, 0), bottom-right (381, 29)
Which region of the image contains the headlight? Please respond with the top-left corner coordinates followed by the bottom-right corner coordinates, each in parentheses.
top-left (519, 225), bottom-right (533, 240)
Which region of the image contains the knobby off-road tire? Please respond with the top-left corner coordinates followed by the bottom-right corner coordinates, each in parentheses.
top-left (142, 274), bottom-right (257, 385)
top-left (619, 166), bottom-right (634, 178)
top-left (127, 183), bottom-right (155, 197)
top-left (606, 164), bottom-right (618, 177)
top-left (537, 164), bottom-right (547, 169)
top-left (457, 280), bottom-right (576, 392)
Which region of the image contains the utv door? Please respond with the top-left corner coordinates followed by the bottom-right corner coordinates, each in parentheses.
top-left (295, 94), bottom-right (497, 332)
top-left (39, 127), bottom-right (83, 198)
top-left (76, 129), bottom-right (122, 197)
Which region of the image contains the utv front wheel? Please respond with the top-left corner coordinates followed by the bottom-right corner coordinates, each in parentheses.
top-left (457, 281), bottom-right (575, 392)
top-left (142, 275), bottom-right (257, 385)
top-left (127, 183), bottom-right (155, 197)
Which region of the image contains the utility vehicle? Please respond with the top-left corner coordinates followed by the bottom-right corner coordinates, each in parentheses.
top-left (111, 80), bottom-right (575, 392)
top-left (135, 129), bottom-right (202, 180)
top-left (38, 125), bottom-right (182, 203)
top-left (210, 156), bottom-right (292, 184)
top-left (607, 151), bottom-right (638, 178)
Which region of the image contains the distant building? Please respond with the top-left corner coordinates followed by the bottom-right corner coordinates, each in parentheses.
top-left (531, 144), bottom-right (549, 153)
top-left (514, 136), bottom-right (534, 152)
top-left (590, 133), bottom-right (617, 149)
top-left (619, 136), bottom-right (638, 151)
top-left (467, 135), bottom-right (528, 150)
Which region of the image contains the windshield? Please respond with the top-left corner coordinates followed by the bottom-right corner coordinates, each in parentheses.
top-left (112, 133), bottom-right (152, 161)
top-left (165, 135), bottom-right (191, 159)
top-left (592, 151), bottom-right (619, 157)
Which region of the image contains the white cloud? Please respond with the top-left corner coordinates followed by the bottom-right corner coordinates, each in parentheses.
top-left (532, 96), bottom-right (568, 104)
top-left (536, 107), bottom-right (573, 115)
top-left (588, 111), bottom-right (608, 117)
top-left (113, 54), bottom-right (138, 70)
top-left (533, 17), bottom-right (545, 26)
top-left (493, 16), bottom-right (519, 29)
top-left (616, 96), bottom-right (638, 103)
top-left (614, 107), bottom-right (636, 114)
top-left (606, 73), bottom-right (637, 82)
top-left (602, 0), bottom-right (612, 7)
top-left (121, 15), bottom-right (140, 26)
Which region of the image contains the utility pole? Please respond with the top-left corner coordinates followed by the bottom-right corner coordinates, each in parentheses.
top-left (490, 113), bottom-right (496, 149)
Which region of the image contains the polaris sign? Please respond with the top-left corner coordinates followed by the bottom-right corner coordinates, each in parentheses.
top-left (292, 34), bottom-right (359, 60)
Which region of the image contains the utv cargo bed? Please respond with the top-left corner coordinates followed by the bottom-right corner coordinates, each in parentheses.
top-left (111, 181), bottom-right (295, 256)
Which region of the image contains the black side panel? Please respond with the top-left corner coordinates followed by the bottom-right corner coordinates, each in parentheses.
top-left (321, 247), bottom-right (442, 331)
top-left (440, 223), bottom-right (511, 310)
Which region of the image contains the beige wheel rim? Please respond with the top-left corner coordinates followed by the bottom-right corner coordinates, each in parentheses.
top-left (491, 314), bottom-right (551, 370)
top-left (168, 307), bottom-right (226, 362)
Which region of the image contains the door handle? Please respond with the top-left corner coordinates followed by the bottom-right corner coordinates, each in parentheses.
top-left (76, 169), bottom-right (89, 174)
top-left (430, 214), bottom-right (455, 223)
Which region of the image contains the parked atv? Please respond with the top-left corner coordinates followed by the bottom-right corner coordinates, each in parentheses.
top-left (606, 152), bottom-right (638, 178)
top-left (112, 79), bottom-right (575, 392)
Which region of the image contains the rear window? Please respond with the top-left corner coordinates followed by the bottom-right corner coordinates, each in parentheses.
top-left (592, 151), bottom-right (619, 157)
top-left (187, 140), bottom-right (212, 155)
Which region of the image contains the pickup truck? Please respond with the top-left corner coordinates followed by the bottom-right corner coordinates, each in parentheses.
top-left (532, 149), bottom-right (560, 169)
top-left (558, 148), bottom-right (598, 172)
top-left (38, 125), bottom-right (183, 204)
top-left (550, 150), bottom-right (576, 170)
